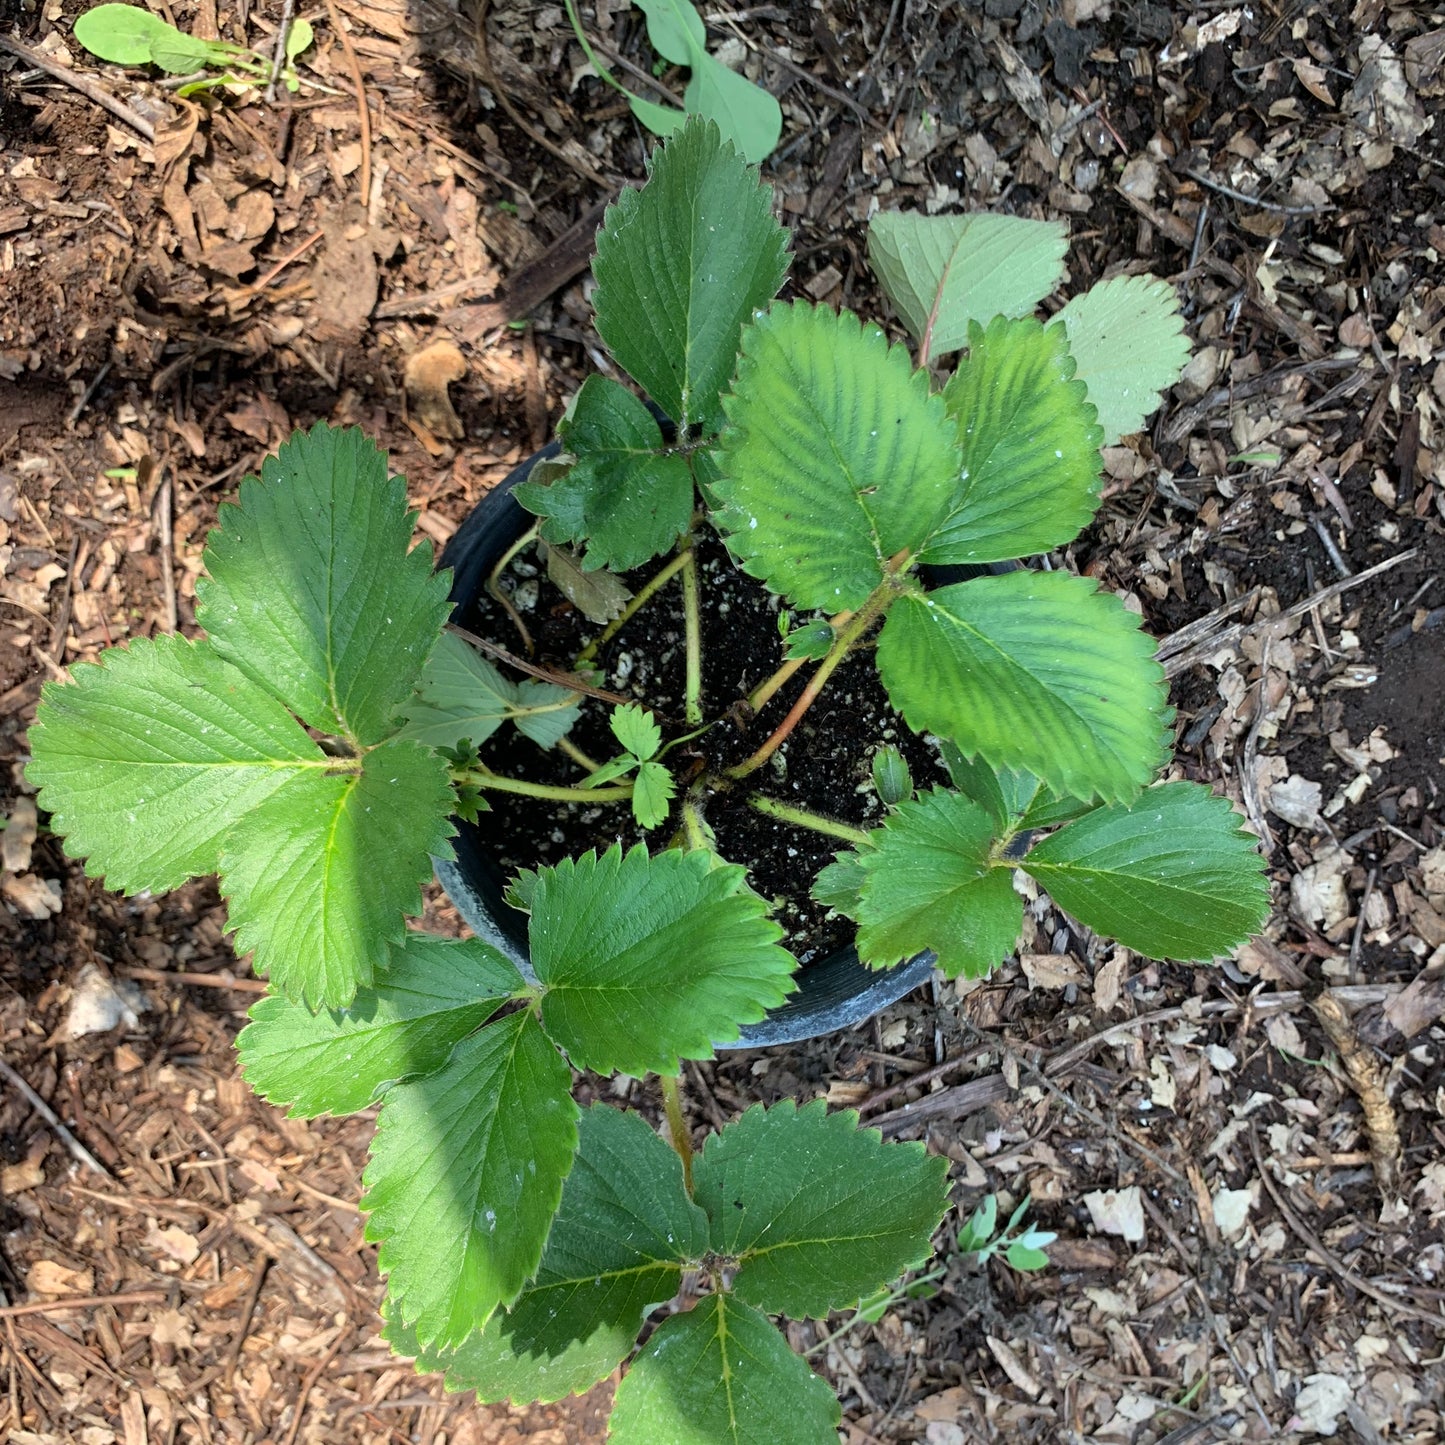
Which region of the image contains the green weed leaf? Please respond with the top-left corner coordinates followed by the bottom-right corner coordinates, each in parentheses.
top-left (866, 211), bottom-right (1068, 359)
top-left (28, 633), bottom-right (324, 894)
top-left (878, 572), bottom-right (1168, 803)
top-left (237, 935), bottom-right (525, 1117)
top-left (219, 738), bottom-right (454, 1007)
top-left (197, 423), bottom-right (452, 747)
top-left (593, 116), bottom-right (788, 431)
top-left (609, 1293), bottom-right (840, 1445)
top-left (530, 845), bottom-right (796, 1074)
top-left (514, 377), bottom-right (693, 571)
top-left (1022, 782), bottom-right (1267, 959)
top-left (713, 303), bottom-right (962, 611)
top-left (694, 1099), bottom-right (949, 1318)
top-left (384, 1104), bottom-right (708, 1403)
top-left (364, 1010), bottom-right (580, 1351)
top-left (920, 317), bottom-right (1103, 565)
top-left (74, 3), bottom-right (220, 73)
top-left (854, 788), bottom-right (1021, 980)
top-left (1051, 275), bottom-right (1190, 445)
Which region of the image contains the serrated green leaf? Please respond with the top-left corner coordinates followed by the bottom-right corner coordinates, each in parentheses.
top-left (935, 740), bottom-right (1041, 831)
top-left (514, 377), bottom-right (694, 571)
top-left (854, 788), bottom-right (1021, 980)
top-left (530, 845), bottom-right (796, 1074)
top-left (384, 1104), bottom-right (708, 1403)
top-left (1021, 782), bottom-right (1268, 960)
top-left (866, 211), bottom-right (1068, 359)
top-left (593, 116), bottom-right (788, 431)
top-left (878, 572), bottom-right (1168, 804)
top-left (1051, 274), bottom-right (1191, 445)
top-left (511, 680), bottom-right (584, 749)
top-left (810, 850), bottom-right (868, 916)
top-left (713, 303), bottom-right (962, 611)
top-left (609, 1293), bottom-right (840, 1445)
top-left (364, 1010), bottom-right (580, 1351)
top-left (540, 540), bottom-right (633, 625)
top-left (236, 935), bottom-right (525, 1117)
top-left (919, 317), bottom-right (1103, 565)
top-left (694, 1099), bottom-right (949, 1318)
top-left (631, 761), bottom-right (675, 829)
top-left (27, 633), bottom-right (324, 895)
top-left (611, 703), bottom-right (661, 761)
top-left (219, 738), bottom-right (454, 1007)
top-left (196, 422), bottom-right (452, 746)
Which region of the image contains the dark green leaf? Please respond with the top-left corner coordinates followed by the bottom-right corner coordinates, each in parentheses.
top-left (530, 845), bottom-right (796, 1074)
top-left (363, 1011), bottom-right (580, 1350)
top-left (855, 788), bottom-right (1021, 980)
top-left (609, 1294), bottom-right (840, 1445)
top-left (935, 740), bottom-right (1040, 830)
top-left (878, 572), bottom-right (1168, 804)
top-left (810, 849), bottom-right (869, 917)
top-left (592, 117), bottom-right (788, 431)
top-left (236, 935), bottom-right (525, 1117)
top-left (919, 317), bottom-right (1103, 565)
top-left (694, 1099), bottom-right (949, 1318)
top-left (1022, 782), bottom-right (1268, 960)
top-left (713, 302), bottom-right (962, 611)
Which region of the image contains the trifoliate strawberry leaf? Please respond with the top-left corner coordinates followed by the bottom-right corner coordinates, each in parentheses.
top-left (593, 117), bottom-right (788, 432)
top-left (919, 317), bottom-right (1104, 565)
top-left (364, 1010), bottom-right (580, 1351)
top-left (866, 211), bottom-right (1068, 360)
top-left (1022, 782), bottom-right (1268, 960)
top-left (1051, 274), bottom-right (1191, 445)
top-left (513, 377), bottom-right (694, 572)
top-left (854, 788), bottom-right (1021, 980)
top-left (712, 303), bottom-right (962, 611)
top-left (27, 633), bottom-right (324, 894)
top-left (695, 1099), bottom-right (949, 1319)
top-left (196, 422), bottom-right (451, 746)
top-left (383, 1104), bottom-right (708, 1403)
top-left (631, 761), bottom-right (675, 830)
top-left (611, 703), bottom-right (661, 761)
top-left (609, 1293), bottom-right (840, 1445)
top-left (530, 845), bottom-right (796, 1074)
top-left (394, 633), bottom-right (581, 753)
top-left (219, 738), bottom-right (455, 1007)
top-left (877, 572), bottom-right (1168, 804)
top-left (236, 935), bottom-right (526, 1117)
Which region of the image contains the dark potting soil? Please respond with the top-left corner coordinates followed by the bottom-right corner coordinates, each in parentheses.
top-left (454, 530), bottom-right (950, 966)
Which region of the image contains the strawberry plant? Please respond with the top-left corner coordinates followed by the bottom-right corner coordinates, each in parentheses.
top-left (26, 118), bottom-right (1268, 1439)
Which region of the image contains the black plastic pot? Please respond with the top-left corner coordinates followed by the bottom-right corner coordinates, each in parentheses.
top-left (435, 444), bottom-right (937, 1048)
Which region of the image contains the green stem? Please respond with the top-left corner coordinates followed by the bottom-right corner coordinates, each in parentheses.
top-left (681, 547), bottom-right (702, 726)
top-left (748, 795), bottom-right (871, 847)
top-left (660, 1073), bottom-right (694, 1196)
top-left (487, 521), bottom-right (540, 656)
top-left (681, 801), bottom-right (709, 851)
top-left (556, 736), bottom-right (603, 773)
top-left (725, 579), bottom-right (901, 781)
top-left (456, 765), bottom-right (633, 804)
top-left (576, 547), bottom-right (692, 665)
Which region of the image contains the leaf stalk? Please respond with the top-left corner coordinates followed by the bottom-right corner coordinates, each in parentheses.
top-left (576, 546), bottom-right (693, 666)
top-left (455, 765), bottom-right (633, 804)
top-left (748, 795), bottom-right (871, 847)
top-left (681, 546), bottom-right (703, 726)
top-left (660, 1073), bottom-right (695, 1196)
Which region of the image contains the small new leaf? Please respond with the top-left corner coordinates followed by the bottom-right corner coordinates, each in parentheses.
top-left (631, 761), bottom-right (675, 830)
top-left (870, 746), bottom-right (912, 806)
top-left (609, 1294), bottom-right (840, 1445)
top-left (784, 618), bottom-right (835, 660)
top-left (237, 935), bottom-right (525, 1117)
top-left (363, 1010), bottom-right (580, 1351)
top-left (593, 117), bottom-right (788, 431)
top-left (866, 211), bottom-right (1068, 360)
top-left (611, 703), bottom-right (661, 761)
top-left (1022, 782), bottom-right (1268, 960)
top-left (514, 377), bottom-right (693, 572)
top-left (878, 572), bottom-right (1169, 804)
top-left (197, 423), bottom-right (452, 746)
top-left (714, 303), bottom-right (962, 611)
top-left (529, 845), bottom-right (796, 1074)
top-left (1051, 275), bottom-right (1191, 445)
top-left (694, 1099), bottom-right (949, 1318)
top-left (384, 1105), bottom-right (708, 1403)
top-left (854, 788), bottom-right (1021, 981)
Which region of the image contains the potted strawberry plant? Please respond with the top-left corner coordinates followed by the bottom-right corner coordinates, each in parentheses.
top-left (26, 118), bottom-right (1268, 1440)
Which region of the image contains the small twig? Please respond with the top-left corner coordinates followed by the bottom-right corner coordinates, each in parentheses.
top-left (1349, 867), bottom-right (1377, 975)
top-left (266, 0), bottom-right (297, 102)
top-left (1309, 514), bottom-right (1353, 578)
top-left (0, 1056), bottom-right (115, 1181)
top-left (449, 623), bottom-right (633, 705)
top-left (0, 1290), bottom-right (167, 1321)
top-left (322, 0), bottom-right (370, 202)
top-left (154, 468), bottom-right (178, 634)
top-left (279, 1326), bottom-right (350, 1445)
top-left (236, 228), bottom-right (324, 297)
top-left (0, 34), bottom-right (157, 142)
top-left (66, 360), bottom-right (112, 425)
top-left (681, 547), bottom-right (702, 726)
top-left (223, 1257), bottom-right (268, 1388)
top-left (115, 965), bottom-right (268, 993)
top-left (1184, 168), bottom-right (1334, 216)
top-left (1238, 637), bottom-right (1276, 854)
